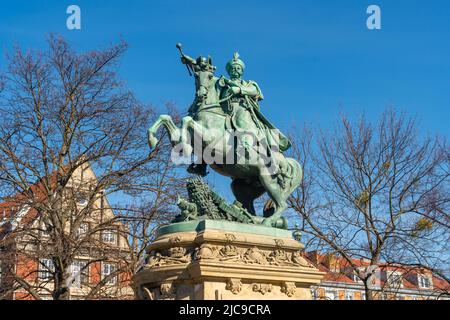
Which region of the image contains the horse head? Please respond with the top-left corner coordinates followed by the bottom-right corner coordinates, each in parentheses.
top-left (195, 69), bottom-right (214, 103)
top-left (193, 56), bottom-right (217, 104)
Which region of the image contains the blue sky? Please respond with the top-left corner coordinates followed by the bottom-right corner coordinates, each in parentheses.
top-left (1, 0), bottom-right (449, 134)
top-left (0, 0), bottom-right (449, 199)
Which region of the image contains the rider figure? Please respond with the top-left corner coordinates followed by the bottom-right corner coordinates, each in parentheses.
top-left (181, 54), bottom-right (215, 73)
top-left (181, 54), bottom-right (216, 117)
top-left (218, 52), bottom-right (264, 158)
top-left (217, 53), bottom-right (291, 159)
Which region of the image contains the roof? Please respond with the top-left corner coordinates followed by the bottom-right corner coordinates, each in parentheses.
top-left (0, 162), bottom-right (115, 239)
top-left (303, 250), bottom-right (450, 292)
top-left (0, 168), bottom-right (64, 237)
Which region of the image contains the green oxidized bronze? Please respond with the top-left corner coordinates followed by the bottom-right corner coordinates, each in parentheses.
top-left (148, 44), bottom-right (303, 228)
top-left (174, 177), bottom-right (288, 229)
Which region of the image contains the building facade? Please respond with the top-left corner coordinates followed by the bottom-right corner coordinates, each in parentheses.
top-left (0, 163), bottom-right (134, 300)
top-left (305, 251), bottom-right (449, 300)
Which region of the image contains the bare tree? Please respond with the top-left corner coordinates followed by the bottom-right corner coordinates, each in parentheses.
top-left (290, 110), bottom-right (449, 299)
top-left (0, 35), bottom-right (185, 300)
top-left (107, 106), bottom-right (187, 298)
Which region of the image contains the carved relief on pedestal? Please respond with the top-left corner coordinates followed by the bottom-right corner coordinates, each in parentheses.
top-left (192, 244), bottom-right (315, 269)
top-left (138, 283), bottom-right (176, 300)
top-left (145, 246), bottom-right (193, 268)
top-left (225, 278), bottom-right (242, 294)
top-left (160, 282), bottom-right (177, 299)
top-left (195, 244), bottom-right (219, 260)
top-left (274, 239), bottom-right (285, 247)
top-left (145, 251), bottom-right (164, 268)
top-left (268, 249), bottom-right (291, 265)
top-left (224, 233), bottom-right (236, 242)
top-left (280, 281), bottom-right (296, 297)
top-left (139, 286), bottom-right (155, 300)
top-left (143, 238), bottom-right (315, 271)
top-left (219, 245), bottom-right (240, 261)
top-left (291, 251), bottom-right (314, 268)
top-left (243, 246), bottom-right (268, 265)
top-left (168, 235), bottom-right (182, 244)
top-left (167, 246), bottom-right (192, 262)
top-left (252, 283), bottom-right (273, 295)
top-left (195, 244), bottom-right (242, 262)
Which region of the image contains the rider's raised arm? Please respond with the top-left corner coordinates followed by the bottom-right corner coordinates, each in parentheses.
top-left (181, 54), bottom-right (197, 66)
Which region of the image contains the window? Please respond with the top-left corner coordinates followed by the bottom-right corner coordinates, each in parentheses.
top-left (325, 290), bottom-right (338, 300)
top-left (76, 192), bottom-right (89, 206)
top-left (418, 274), bottom-right (432, 289)
top-left (71, 260), bottom-right (89, 288)
top-left (102, 263), bottom-right (116, 285)
top-left (41, 222), bottom-right (52, 237)
top-left (102, 229), bottom-right (117, 244)
top-left (39, 258), bottom-right (54, 280)
top-left (345, 291), bottom-right (354, 300)
top-left (352, 274), bottom-right (363, 283)
top-left (361, 292), bottom-right (366, 300)
top-left (311, 288), bottom-right (318, 300)
top-left (75, 223), bottom-right (89, 239)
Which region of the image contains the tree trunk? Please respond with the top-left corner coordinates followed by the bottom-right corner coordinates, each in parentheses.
top-left (53, 264), bottom-right (70, 300)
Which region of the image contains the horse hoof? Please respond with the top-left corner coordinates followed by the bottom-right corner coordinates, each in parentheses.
top-left (262, 218), bottom-right (273, 227)
top-left (183, 144), bottom-right (193, 155)
top-left (148, 135), bottom-right (158, 149)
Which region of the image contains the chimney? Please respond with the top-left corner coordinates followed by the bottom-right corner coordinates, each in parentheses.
top-left (305, 251), bottom-right (320, 265)
top-left (324, 253), bottom-right (340, 272)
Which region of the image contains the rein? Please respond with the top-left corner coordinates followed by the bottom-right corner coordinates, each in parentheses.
top-left (200, 93), bottom-right (234, 109)
top-left (192, 93), bottom-right (234, 116)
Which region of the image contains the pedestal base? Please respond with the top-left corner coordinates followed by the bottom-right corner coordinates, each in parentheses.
top-left (132, 220), bottom-right (324, 300)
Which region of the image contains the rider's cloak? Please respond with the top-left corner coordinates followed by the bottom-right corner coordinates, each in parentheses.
top-left (219, 79), bottom-right (292, 153)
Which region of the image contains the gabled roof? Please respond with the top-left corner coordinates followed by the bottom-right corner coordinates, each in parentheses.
top-left (0, 162), bottom-right (114, 239)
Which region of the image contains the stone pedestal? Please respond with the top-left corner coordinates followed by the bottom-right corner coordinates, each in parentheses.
top-left (132, 219), bottom-right (324, 300)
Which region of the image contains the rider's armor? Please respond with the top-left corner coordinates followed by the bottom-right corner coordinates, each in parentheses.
top-left (224, 96), bottom-right (246, 115)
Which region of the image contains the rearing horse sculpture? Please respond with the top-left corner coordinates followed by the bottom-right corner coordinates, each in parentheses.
top-left (147, 48), bottom-right (302, 227)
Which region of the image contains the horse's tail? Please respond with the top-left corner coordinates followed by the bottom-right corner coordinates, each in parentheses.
top-left (287, 157), bottom-right (303, 190)
top-left (263, 157), bottom-right (302, 218)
